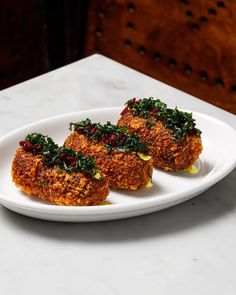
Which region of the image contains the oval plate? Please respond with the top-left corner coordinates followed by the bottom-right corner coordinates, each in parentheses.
top-left (0, 107), bottom-right (236, 222)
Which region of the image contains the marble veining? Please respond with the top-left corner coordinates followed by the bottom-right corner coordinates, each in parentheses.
top-left (0, 54), bottom-right (236, 295)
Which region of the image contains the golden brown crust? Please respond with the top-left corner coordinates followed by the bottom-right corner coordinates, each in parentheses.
top-left (64, 132), bottom-right (153, 190)
top-left (12, 148), bottom-right (109, 206)
top-left (118, 111), bottom-right (203, 171)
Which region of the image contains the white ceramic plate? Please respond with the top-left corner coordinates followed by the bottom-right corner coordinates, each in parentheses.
top-left (0, 107), bottom-right (236, 222)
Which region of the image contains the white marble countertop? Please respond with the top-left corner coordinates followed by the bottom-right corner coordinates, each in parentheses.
top-left (0, 54), bottom-right (236, 295)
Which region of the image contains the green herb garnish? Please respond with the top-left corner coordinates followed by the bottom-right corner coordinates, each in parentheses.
top-left (19, 133), bottom-right (99, 178)
top-left (125, 97), bottom-right (201, 140)
top-left (146, 120), bottom-right (155, 128)
top-left (70, 119), bottom-right (149, 153)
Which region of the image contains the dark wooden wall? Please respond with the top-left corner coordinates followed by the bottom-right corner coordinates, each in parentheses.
top-left (0, 0), bottom-right (49, 89)
top-left (84, 0), bottom-right (236, 114)
top-left (0, 0), bottom-right (87, 90)
top-left (1, 0), bottom-right (236, 114)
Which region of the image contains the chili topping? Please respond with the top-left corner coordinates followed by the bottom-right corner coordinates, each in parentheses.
top-left (123, 97), bottom-right (201, 140)
top-left (70, 119), bottom-right (149, 153)
top-left (19, 133), bottom-right (99, 178)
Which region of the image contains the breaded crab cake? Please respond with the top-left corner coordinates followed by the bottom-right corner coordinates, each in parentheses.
top-left (118, 97), bottom-right (202, 172)
top-left (65, 120), bottom-right (153, 190)
top-left (12, 133), bottom-right (109, 206)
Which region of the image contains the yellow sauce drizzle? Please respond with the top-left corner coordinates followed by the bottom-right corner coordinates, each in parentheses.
top-left (185, 165), bottom-right (199, 174)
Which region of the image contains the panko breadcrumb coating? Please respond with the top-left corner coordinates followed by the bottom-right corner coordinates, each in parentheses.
top-left (65, 120), bottom-right (153, 190)
top-left (118, 98), bottom-right (203, 172)
top-left (12, 134), bottom-right (109, 206)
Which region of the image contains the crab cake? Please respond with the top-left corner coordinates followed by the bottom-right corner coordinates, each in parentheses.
top-left (118, 97), bottom-right (202, 172)
top-left (12, 133), bottom-right (109, 206)
top-left (65, 120), bottom-right (153, 190)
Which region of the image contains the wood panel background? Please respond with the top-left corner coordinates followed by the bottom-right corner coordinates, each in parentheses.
top-left (0, 0), bottom-right (88, 90)
top-left (84, 0), bottom-right (236, 114)
top-left (0, 0), bottom-right (49, 90)
top-left (0, 0), bottom-right (236, 114)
